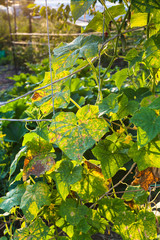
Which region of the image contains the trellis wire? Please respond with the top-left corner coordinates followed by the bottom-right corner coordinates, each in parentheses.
top-left (0, 119), bottom-right (52, 122)
top-left (45, 0), bottom-right (55, 116)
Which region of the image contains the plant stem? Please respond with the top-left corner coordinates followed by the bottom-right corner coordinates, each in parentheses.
top-left (151, 68), bottom-right (156, 94)
top-left (29, 176), bottom-right (36, 184)
top-left (70, 97), bottom-right (81, 109)
top-left (102, 56), bottom-right (116, 79)
top-left (100, 0), bottom-right (119, 31)
top-left (147, 13), bottom-right (150, 39)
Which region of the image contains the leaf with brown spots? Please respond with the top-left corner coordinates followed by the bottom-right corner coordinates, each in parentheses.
top-left (22, 132), bottom-right (55, 181)
top-left (23, 153), bottom-right (55, 181)
top-left (49, 105), bottom-right (109, 160)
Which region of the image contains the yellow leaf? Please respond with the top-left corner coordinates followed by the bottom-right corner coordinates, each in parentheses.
top-left (117, 126), bottom-right (125, 134)
top-left (123, 135), bottom-right (132, 144)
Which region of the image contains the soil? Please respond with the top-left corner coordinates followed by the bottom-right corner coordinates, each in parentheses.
top-left (0, 65), bottom-right (15, 91)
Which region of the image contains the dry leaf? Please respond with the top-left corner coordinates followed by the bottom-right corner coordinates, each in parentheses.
top-left (131, 167), bottom-right (160, 191)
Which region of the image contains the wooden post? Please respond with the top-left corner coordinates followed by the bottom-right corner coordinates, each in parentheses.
top-left (13, 0), bottom-right (17, 41)
top-left (28, 10), bottom-right (33, 60)
top-left (29, 11), bottom-right (32, 42)
top-left (6, 0), bottom-right (18, 74)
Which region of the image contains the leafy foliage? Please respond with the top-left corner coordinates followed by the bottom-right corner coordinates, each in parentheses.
top-left (1, 0), bottom-right (160, 239)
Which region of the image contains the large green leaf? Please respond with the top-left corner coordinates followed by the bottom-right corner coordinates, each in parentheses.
top-left (115, 210), bottom-right (157, 240)
top-left (112, 94), bottom-right (140, 120)
top-left (99, 198), bottom-right (157, 239)
top-left (92, 139), bottom-right (130, 179)
top-left (144, 33), bottom-right (160, 68)
top-left (53, 160), bottom-right (83, 200)
top-left (83, 12), bottom-right (103, 33)
top-left (148, 96), bottom-right (160, 109)
top-left (71, 169), bottom-right (109, 202)
top-left (122, 185), bottom-right (149, 204)
top-left (0, 184), bottom-right (26, 212)
top-left (150, 9), bottom-right (160, 36)
top-left (132, 0), bottom-right (160, 13)
top-left (98, 93), bottom-right (119, 117)
top-left (49, 105), bottom-right (108, 160)
top-left (99, 198), bottom-right (135, 225)
top-left (59, 199), bottom-right (88, 225)
top-left (125, 49), bottom-right (144, 68)
top-left (53, 35), bottom-right (101, 71)
top-left (70, 0), bottom-right (94, 21)
top-left (20, 182), bottom-right (51, 221)
top-left (72, 232), bottom-right (92, 240)
top-left (84, 4), bottom-right (125, 33)
top-left (111, 68), bottom-right (128, 90)
top-left (14, 218), bottom-right (49, 240)
top-left (131, 107), bottom-right (160, 146)
top-left (128, 141), bottom-right (160, 170)
top-left (3, 122), bottom-right (27, 143)
top-left (56, 218), bottom-right (74, 238)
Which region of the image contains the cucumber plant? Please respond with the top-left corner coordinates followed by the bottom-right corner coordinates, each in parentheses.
top-left (1, 0), bottom-right (160, 239)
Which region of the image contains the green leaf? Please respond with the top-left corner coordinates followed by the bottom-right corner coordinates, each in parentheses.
top-left (84, 4), bottom-right (125, 33)
top-left (20, 182), bottom-right (51, 221)
top-left (131, 107), bottom-right (160, 146)
top-left (49, 105), bottom-right (108, 160)
top-left (56, 218), bottom-right (74, 238)
top-left (14, 218), bottom-right (49, 240)
top-left (99, 198), bottom-right (135, 225)
top-left (3, 122), bottom-right (27, 143)
top-left (59, 199), bottom-right (88, 225)
top-left (70, 0), bottom-right (94, 21)
top-left (53, 35), bottom-right (101, 71)
top-left (132, 0), bottom-right (160, 13)
top-left (0, 184), bottom-right (26, 212)
top-left (114, 94), bottom-right (140, 120)
top-left (128, 141), bottom-right (160, 170)
top-left (71, 170), bottom-right (109, 202)
top-left (10, 147), bottom-right (26, 178)
top-left (125, 49), bottom-right (143, 68)
top-left (140, 95), bottom-right (157, 107)
top-left (131, 13), bottom-right (148, 28)
top-left (120, 210), bottom-right (157, 240)
top-left (77, 219), bottom-right (91, 233)
top-left (150, 9), bottom-right (160, 36)
top-left (87, 209), bottom-right (108, 234)
top-left (35, 122), bottom-right (50, 141)
top-left (148, 96), bottom-right (160, 109)
top-left (72, 232), bottom-right (92, 240)
top-left (83, 12), bottom-right (103, 33)
top-left (92, 139), bottom-right (130, 179)
top-left (122, 185), bottom-right (149, 204)
top-left (111, 68), bottom-right (128, 90)
top-left (53, 160), bottom-right (83, 200)
top-left (99, 93), bottom-right (119, 116)
top-left (144, 33), bottom-right (160, 68)
top-left (98, 198), bottom-right (156, 239)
